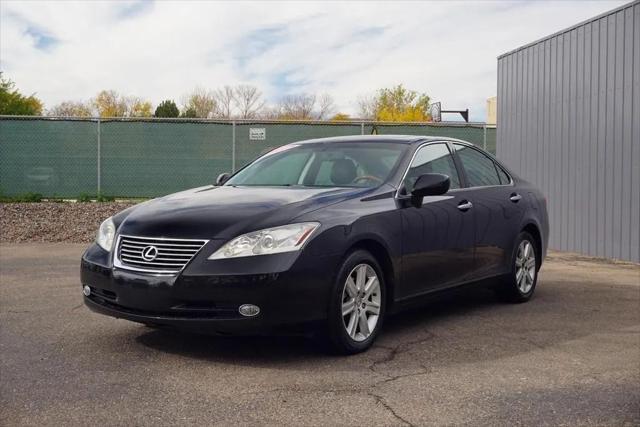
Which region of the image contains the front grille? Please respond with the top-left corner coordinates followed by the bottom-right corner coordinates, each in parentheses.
top-left (115, 235), bottom-right (208, 274)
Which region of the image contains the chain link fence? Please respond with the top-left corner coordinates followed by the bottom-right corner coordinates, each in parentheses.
top-left (0, 116), bottom-right (496, 198)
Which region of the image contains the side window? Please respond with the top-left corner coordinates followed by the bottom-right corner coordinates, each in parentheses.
top-left (403, 143), bottom-right (460, 193)
top-left (453, 144), bottom-right (501, 187)
top-left (496, 164), bottom-right (511, 184)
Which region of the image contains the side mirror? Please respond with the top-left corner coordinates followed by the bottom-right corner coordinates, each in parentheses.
top-left (215, 173), bottom-right (230, 186)
top-left (410, 173), bottom-right (450, 207)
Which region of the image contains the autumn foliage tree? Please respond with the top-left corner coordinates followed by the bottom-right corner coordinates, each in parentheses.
top-left (181, 87), bottom-right (217, 118)
top-left (0, 73), bottom-right (43, 115)
top-left (330, 113), bottom-right (351, 121)
top-left (127, 97), bottom-right (153, 117)
top-left (359, 85), bottom-right (431, 122)
top-left (92, 90), bottom-right (152, 117)
top-left (92, 90), bottom-right (127, 117)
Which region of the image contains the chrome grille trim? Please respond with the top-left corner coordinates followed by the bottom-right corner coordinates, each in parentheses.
top-left (114, 234), bottom-right (209, 275)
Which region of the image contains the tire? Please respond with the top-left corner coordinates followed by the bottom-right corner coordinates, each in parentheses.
top-left (325, 249), bottom-right (386, 354)
top-left (497, 231), bottom-right (539, 303)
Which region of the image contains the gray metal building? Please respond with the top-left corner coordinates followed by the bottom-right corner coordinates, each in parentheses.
top-left (497, 1), bottom-right (639, 263)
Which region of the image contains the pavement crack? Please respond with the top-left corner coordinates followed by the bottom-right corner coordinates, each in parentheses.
top-left (375, 364), bottom-right (433, 386)
top-left (369, 331), bottom-right (435, 378)
top-left (368, 391), bottom-right (415, 426)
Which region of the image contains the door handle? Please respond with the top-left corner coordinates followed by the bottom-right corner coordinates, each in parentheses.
top-left (510, 193), bottom-right (522, 202)
top-left (457, 201), bottom-right (473, 211)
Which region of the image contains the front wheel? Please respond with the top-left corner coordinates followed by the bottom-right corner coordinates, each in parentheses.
top-left (497, 232), bottom-right (539, 303)
top-left (326, 250), bottom-right (386, 354)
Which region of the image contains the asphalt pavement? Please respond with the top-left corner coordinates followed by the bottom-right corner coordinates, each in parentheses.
top-left (1, 244), bottom-right (638, 426)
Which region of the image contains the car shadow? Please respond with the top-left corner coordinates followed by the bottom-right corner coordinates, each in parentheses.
top-left (134, 285), bottom-right (510, 363)
top-left (133, 278), bottom-right (639, 368)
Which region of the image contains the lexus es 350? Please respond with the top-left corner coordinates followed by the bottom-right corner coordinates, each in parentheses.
top-left (81, 136), bottom-right (549, 354)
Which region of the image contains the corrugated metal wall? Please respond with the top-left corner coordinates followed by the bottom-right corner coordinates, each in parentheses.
top-left (497, 0), bottom-right (639, 263)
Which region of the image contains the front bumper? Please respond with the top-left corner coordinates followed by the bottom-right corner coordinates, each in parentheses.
top-left (80, 244), bottom-right (341, 335)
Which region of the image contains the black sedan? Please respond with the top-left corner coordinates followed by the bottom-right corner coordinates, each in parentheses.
top-left (81, 135), bottom-right (549, 354)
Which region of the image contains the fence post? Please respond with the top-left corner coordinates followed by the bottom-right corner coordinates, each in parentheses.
top-left (361, 122), bottom-right (365, 135)
top-left (97, 118), bottom-right (101, 195)
top-left (231, 120), bottom-right (236, 172)
top-left (483, 124), bottom-right (487, 151)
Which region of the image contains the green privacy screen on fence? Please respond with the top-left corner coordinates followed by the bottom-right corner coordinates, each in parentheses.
top-left (0, 117), bottom-right (496, 198)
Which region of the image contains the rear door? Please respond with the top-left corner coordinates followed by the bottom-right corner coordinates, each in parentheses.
top-left (399, 143), bottom-right (476, 298)
top-left (451, 143), bottom-right (525, 279)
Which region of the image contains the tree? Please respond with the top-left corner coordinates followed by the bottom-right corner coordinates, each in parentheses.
top-left (357, 94), bottom-right (378, 120)
top-left (276, 93), bottom-right (316, 119)
top-left (47, 101), bottom-right (93, 117)
top-left (330, 113), bottom-right (351, 121)
top-left (359, 85), bottom-right (431, 122)
top-left (257, 105), bottom-right (281, 120)
top-left (92, 90), bottom-right (153, 117)
top-left (126, 97), bottom-right (153, 117)
top-left (233, 85), bottom-right (265, 119)
top-left (181, 107), bottom-right (197, 118)
top-left (214, 86), bottom-right (235, 119)
top-left (154, 100), bottom-right (180, 118)
top-left (316, 93), bottom-right (336, 120)
top-left (0, 73), bottom-right (43, 115)
top-left (92, 90), bottom-right (127, 117)
top-left (182, 87), bottom-right (217, 118)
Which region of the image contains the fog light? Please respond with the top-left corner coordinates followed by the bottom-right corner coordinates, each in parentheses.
top-left (238, 304), bottom-right (260, 317)
top-left (83, 285), bottom-right (91, 297)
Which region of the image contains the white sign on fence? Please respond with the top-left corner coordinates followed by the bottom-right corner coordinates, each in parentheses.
top-left (249, 128), bottom-right (266, 141)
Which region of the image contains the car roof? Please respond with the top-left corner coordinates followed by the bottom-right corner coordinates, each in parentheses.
top-left (293, 135), bottom-right (474, 146)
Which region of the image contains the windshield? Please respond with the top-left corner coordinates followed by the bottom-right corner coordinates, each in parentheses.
top-left (226, 142), bottom-right (406, 188)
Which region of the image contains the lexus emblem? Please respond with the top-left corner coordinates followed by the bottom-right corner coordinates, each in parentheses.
top-left (141, 245), bottom-right (158, 261)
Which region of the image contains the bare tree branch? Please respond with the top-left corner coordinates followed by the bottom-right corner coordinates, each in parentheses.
top-left (357, 94), bottom-right (378, 120)
top-left (214, 86), bottom-right (235, 119)
top-left (47, 100), bottom-right (93, 117)
top-left (316, 93), bottom-right (336, 120)
top-left (233, 85), bottom-right (265, 119)
top-left (276, 93), bottom-right (316, 119)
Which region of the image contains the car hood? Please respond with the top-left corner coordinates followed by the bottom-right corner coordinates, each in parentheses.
top-left (118, 185), bottom-right (366, 239)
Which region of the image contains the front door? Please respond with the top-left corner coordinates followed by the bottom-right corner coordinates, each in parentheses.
top-left (400, 143), bottom-right (476, 298)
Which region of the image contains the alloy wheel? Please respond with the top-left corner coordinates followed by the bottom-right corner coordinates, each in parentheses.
top-left (341, 263), bottom-right (381, 342)
top-left (515, 240), bottom-right (536, 293)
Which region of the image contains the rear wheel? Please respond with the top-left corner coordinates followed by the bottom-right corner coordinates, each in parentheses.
top-left (498, 232), bottom-right (539, 303)
top-left (326, 250), bottom-right (386, 354)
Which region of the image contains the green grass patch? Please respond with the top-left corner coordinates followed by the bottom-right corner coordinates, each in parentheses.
top-left (0, 192), bottom-right (44, 203)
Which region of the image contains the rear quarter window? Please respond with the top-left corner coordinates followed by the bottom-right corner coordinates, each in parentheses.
top-left (496, 164), bottom-right (511, 185)
top-left (453, 144), bottom-right (501, 187)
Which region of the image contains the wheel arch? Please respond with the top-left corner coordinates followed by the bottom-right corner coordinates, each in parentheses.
top-left (344, 238), bottom-right (397, 312)
top-left (521, 222), bottom-right (543, 269)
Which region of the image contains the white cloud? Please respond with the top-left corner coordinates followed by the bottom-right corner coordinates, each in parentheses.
top-left (0, 0), bottom-right (629, 121)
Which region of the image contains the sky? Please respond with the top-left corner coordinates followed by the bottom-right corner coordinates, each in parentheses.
top-left (0, 0), bottom-right (630, 122)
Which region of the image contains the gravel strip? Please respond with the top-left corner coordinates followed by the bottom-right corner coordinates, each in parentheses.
top-left (0, 202), bottom-right (136, 243)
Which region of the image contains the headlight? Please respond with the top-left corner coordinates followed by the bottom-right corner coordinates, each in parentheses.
top-left (208, 222), bottom-right (320, 260)
top-left (96, 217), bottom-right (116, 252)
